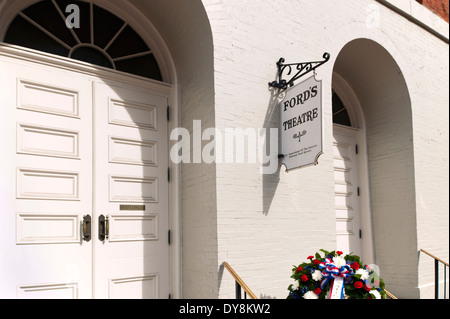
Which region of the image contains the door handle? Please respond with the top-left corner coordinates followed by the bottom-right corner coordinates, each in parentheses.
top-left (98, 214), bottom-right (109, 241)
top-left (82, 215), bottom-right (92, 242)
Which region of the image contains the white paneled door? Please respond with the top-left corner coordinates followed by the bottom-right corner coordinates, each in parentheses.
top-left (93, 81), bottom-right (169, 299)
top-left (0, 56), bottom-right (169, 299)
top-left (333, 126), bottom-right (362, 257)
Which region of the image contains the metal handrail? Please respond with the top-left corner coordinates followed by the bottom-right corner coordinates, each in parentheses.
top-left (385, 289), bottom-right (398, 299)
top-left (222, 262), bottom-right (258, 299)
top-left (419, 249), bottom-right (449, 299)
top-left (420, 249), bottom-right (449, 267)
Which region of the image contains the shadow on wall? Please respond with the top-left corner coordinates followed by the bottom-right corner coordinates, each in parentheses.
top-left (261, 86), bottom-right (284, 216)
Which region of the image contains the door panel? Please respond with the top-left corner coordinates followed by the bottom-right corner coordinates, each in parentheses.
top-left (333, 126), bottom-right (362, 256)
top-left (0, 58), bottom-right (93, 299)
top-left (93, 81), bottom-right (169, 299)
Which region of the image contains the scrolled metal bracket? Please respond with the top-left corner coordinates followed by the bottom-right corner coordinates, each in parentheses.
top-left (268, 52), bottom-right (330, 90)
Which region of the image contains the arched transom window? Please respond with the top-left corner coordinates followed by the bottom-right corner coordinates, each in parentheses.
top-left (332, 90), bottom-right (352, 127)
top-left (4, 0), bottom-right (163, 81)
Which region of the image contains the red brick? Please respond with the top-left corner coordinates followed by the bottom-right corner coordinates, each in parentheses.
top-left (417, 0), bottom-right (449, 22)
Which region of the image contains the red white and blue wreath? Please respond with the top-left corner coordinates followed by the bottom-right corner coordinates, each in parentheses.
top-left (287, 249), bottom-right (386, 299)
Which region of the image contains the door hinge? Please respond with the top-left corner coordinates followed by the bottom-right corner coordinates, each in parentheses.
top-left (167, 106), bottom-right (170, 122)
top-left (355, 144), bottom-right (359, 155)
top-left (357, 187), bottom-right (360, 196)
top-left (168, 167), bottom-right (171, 182)
top-left (168, 230), bottom-right (171, 245)
top-left (359, 229), bottom-right (362, 239)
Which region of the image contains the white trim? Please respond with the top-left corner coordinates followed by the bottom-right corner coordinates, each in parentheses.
top-left (0, 43), bottom-right (171, 94)
top-left (333, 73), bottom-right (375, 265)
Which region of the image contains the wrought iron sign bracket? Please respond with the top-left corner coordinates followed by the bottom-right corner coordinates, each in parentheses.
top-left (269, 52), bottom-right (330, 90)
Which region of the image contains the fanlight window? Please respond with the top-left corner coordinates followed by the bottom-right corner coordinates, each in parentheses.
top-left (332, 90), bottom-right (352, 127)
top-left (4, 0), bottom-right (163, 81)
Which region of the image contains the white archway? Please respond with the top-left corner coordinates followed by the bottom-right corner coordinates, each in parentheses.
top-left (333, 38), bottom-right (415, 298)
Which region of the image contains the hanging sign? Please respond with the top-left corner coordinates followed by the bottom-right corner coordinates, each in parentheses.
top-left (280, 75), bottom-right (323, 171)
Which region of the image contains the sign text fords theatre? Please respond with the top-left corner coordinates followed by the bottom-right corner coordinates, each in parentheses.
top-left (280, 76), bottom-right (323, 171)
top-left (282, 85), bottom-right (319, 131)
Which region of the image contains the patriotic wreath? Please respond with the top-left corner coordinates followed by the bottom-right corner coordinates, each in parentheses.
top-left (287, 249), bottom-right (386, 299)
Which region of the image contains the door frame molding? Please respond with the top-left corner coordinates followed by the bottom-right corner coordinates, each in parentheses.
top-left (0, 42), bottom-right (182, 298)
top-left (332, 73), bottom-right (375, 265)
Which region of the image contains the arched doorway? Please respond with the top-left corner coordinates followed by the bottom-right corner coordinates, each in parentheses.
top-left (333, 38), bottom-right (415, 297)
top-left (0, 0), bottom-right (176, 298)
top-left (332, 73), bottom-right (374, 263)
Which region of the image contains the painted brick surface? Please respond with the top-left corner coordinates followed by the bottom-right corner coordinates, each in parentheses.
top-left (199, 0), bottom-right (448, 299)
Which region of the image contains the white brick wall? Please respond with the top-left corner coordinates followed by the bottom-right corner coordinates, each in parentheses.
top-left (142, 0), bottom-right (449, 299)
top-left (200, 0), bottom-right (448, 299)
top-left (412, 28), bottom-right (449, 298)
